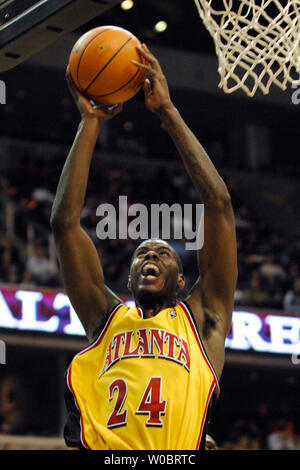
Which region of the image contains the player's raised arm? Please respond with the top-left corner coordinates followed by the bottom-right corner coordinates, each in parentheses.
top-left (133, 45), bottom-right (237, 376)
top-left (50, 69), bottom-right (123, 342)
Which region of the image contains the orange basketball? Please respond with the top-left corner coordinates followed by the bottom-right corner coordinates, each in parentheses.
top-left (68, 26), bottom-right (147, 105)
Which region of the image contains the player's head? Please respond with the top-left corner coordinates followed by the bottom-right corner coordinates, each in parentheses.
top-left (127, 239), bottom-right (185, 307)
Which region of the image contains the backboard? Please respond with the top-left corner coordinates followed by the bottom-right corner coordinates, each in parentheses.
top-left (0, 0), bottom-right (121, 72)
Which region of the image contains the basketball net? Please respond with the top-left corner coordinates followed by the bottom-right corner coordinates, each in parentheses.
top-left (193, 0), bottom-right (300, 96)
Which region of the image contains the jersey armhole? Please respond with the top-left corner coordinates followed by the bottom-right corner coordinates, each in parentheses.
top-left (89, 302), bottom-right (124, 345)
top-left (198, 386), bottom-right (219, 450)
top-left (179, 300), bottom-right (220, 395)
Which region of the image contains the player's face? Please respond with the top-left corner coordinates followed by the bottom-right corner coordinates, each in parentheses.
top-left (128, 240), bottom-right (183, 300)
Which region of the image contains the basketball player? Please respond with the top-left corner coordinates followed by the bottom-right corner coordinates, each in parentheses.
top-left (50, 44), bottom-right (237, 450)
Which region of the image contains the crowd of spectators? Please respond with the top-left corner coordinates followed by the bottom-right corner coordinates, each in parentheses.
top-left (234, 207), bottom-right (300, 312)
top-left (218, 418), bottom-right (300, 450)
top-left (0, 145), bottom-right (300, 314)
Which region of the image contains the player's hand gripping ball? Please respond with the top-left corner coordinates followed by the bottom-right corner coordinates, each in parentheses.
top-left (68, 25), bottom-right (147, 105)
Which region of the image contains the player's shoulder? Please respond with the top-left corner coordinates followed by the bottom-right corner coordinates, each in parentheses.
top-left (88, 302), bottom-right (128, 344)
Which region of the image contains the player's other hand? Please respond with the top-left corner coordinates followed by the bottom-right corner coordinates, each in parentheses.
top-left (132, 44), bottom-right (174, 114)
top-left (66, 66), bottom-right (123, 124)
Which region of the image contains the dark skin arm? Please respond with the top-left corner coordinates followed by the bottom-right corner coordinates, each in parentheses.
top-left (50, 70), bottom-right (123, 343)
top-left (133, 45), bottom-right (238, 379)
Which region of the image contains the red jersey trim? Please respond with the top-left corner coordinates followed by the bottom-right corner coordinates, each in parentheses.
top-left (196, 381), bottom-right (216, 449)
top-left (179, 301), bottom-right (220, 394)
top-left (66, 363), bottom-right (90, 450)
top-left (78, 303), bottom-right (124, 356)
top-left (137, 307), bottom-right (143, 318)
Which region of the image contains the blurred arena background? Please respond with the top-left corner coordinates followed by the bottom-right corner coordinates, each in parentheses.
top-left (0, 0), bottom-right (300, 450)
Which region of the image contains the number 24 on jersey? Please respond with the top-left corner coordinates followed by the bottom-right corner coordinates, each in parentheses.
top-left (107, 376), bottom-right (167, 428)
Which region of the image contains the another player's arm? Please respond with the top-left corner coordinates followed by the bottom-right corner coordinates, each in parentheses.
top-left (50, 70), bottom-right (123, 342)
top-left (133, 45), bottom-right (237, 375)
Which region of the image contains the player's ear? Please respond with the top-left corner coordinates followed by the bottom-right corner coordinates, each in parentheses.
top-left (127, 275), bottom-right (131, 291)
top-left (177, 273), bottom-right (185, 290)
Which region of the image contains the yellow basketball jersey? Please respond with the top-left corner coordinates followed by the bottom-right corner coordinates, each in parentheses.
top-left (64, 301), bottom-right (219, 450)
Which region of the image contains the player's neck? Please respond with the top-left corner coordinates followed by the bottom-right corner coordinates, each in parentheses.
top-left (137, 297), bottom-right (177, 319)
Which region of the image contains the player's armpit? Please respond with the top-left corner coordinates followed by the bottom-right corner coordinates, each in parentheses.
top-left (53, 223), bottom-right (121, 342)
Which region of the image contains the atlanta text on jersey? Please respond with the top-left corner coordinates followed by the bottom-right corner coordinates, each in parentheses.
top-left (99, 328), bottom-right (190, 377)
